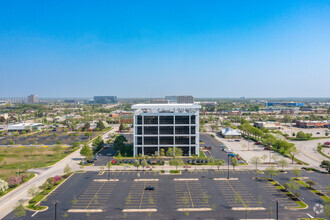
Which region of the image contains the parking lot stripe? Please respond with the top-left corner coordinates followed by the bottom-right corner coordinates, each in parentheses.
top-left (138, 181), bottom-right (147, 209)
top-left (186, 181), bottom-right (195, 208)
top-left (85, 181), bottom-right (106, 209)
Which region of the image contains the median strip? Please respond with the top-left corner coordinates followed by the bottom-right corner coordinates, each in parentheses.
top-left (214, 178), bottom-right (238, 180)
top-left (122, 209), bottom-right (157, 212)
top-left (134, 179), bottom-right (159, 181)
top-left (232, 207), bottom-right (265, 211)
top-left (174, 178), bottom-right (199, 181)
top-left (93, 179), bottom-right (119, 182)
top-left (68, 209), bottom-right (103, 213)
top-left (177, 208), bottom-right (212, 211)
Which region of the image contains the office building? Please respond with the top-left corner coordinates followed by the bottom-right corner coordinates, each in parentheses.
top-left (177, 96), bottom-right (194, 104)
top-left (27, 95), bottom-right (38, 104)
top-left (132, 103), bottom-right (201, 156)
top-left (266, 102), bottom-right (304, 107)
top-left (94, 96), bottom-right (117, 104)
top-left (165, 96), bottom-right (178, 103)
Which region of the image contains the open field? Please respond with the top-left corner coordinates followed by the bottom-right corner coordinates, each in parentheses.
top-left (0, 146), bottom-right (76, 181)
top-left (0, 131), bottom-right (100, 145)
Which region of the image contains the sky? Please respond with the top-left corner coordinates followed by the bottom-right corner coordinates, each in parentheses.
top-left (0, 0), bottom-right (329, 98)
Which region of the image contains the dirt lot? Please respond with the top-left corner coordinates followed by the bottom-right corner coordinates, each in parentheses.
top-left (281, 126), bottom-right (329, 138)
top-left (0, 131), bottom-right (99, 145)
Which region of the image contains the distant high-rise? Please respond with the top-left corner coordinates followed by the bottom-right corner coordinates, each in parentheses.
top-left (94, 96), bottom-right (117, 104)
top-left (177, 96), bottom-right (194, 104)
top-left (27, 95), bottom-right (38, 104)
top-left (165, 96), bottom-right (178, 103)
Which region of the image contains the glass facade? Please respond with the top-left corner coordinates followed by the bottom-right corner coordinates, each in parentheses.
top-left (144, 136), bottom-right (158, 145)
top-left (175, 136), bottom-right (190, 145)
top-left (137, 126), bottom-right (142, 135)
top-left (159, 116), bottom-right (174, 124)
top-left (191, 126), bottom-right (196, 134)
top-left (175, 116), bottom-right (189, 124)
top-left (144, 126), bottom-right (158, 135)
top-left (175, 126), bottom-right (190, 134)
top-left (137, 116), bottom-right (142, 125)
top-left (160, 136), bottom-right (174, 145)
top-left (159, 126), bottom-right (174, 134)
top-left (144, 116), bottom-right (158, 124)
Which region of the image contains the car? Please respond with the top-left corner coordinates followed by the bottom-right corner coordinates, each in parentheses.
top-left (228, 140), bottom-right (234, 142)
top-left (106, 153), bottom-right (112, 156)
top-left (192, 160), bottom-right (196, 164)
top-left (219, 145), bottom-right (226, 148)
top-left (187, 159), bottom-right (192, 164)
top-left (197, 159), bottom-right (201, 163)
top-left (316, 132), bottom-right (320, 134)
top-left (145, 186), bottom-right (156, 190)
top-left (238, 160), bottom-right (245, 164)
top-left (103, 145), bottom-right (110, 149)
top-left (254, 142), bottom-right (261, 145)
top-left (264, 147), bottom-right (271, 150)
top-left (86, 160), bottom-right (94, 163)
top-left (234, 139), bottom-right (240, 142)
top-left (93, 155), bottom-right (99, 160)
top-left (228, 153), bottom-right (236, 157)
top-left (111, 159), bottom-right (116, 164)
top-left (147, 160), bottom-right (152, 164)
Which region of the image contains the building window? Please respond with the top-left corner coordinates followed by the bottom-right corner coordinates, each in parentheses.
top-left (144, 136), bottom-right (158, 145)
top-left (144, 116), bottom-right (158, 124)
top-left (144, 126), bottom-right (158, 135)
top-left (144, 147), bottom-right (158, 156)
top-left (191, 136), bottom-right (195, 144)
top-left (137, 137), bottom-right (142, 145)
top-left (191, 147), bottom-right (196, 155)
top-left (159, 126), bottom-right (174, 134)
top-left (175, 136), bottom-right (189, 145)
top-left (175, 126), bottom-right (189, 134)
top-left (191, 115), bottom-right (196, 124)
top-left (137, 147), bottom-right (142, 155)
top-left (191, 126), bottom-right (195, 134)
top-left (159, 116), bottom-right (174, 124)
top-left (137, 116), bottom-right (142, 125)
top-left (160, 136), bottom-right (174, 145)
top-left (137, 126), bottom-right (142, 135)
top-left (175, 116), bottom-right (189, 124)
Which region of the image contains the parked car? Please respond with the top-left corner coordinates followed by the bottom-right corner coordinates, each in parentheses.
top-left (234, 139), bottom-right (240, 142)
top-left (254, 142), bottom-right (261, 145)
top-left (111, 159), bottom-right (117, 164)
top-left (238, 160), bottom-right (245, 164)
top-left (86, 160), bottom-right (94, 163)
top-left (205, 145), bottom-right (212, 150)
top-left (187, 159), bottom-right (192, 164)
top-left (264, 147), bottom-right (271, 150)
top-left (93, 155), bottom-right (98, 160)
top-left (145, 186), bottom-right (156, 190)
top-left (316, 132), bottom-right (320, 134)
top-left (228, 153), bottom-right (236, 157)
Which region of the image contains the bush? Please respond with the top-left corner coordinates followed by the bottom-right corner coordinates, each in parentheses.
top-left (20, 174), bottom-right (30, 182)
top-left (53, 176), bottom-right (62, 184)
top-left (8, 176), bottom-right (22, 187)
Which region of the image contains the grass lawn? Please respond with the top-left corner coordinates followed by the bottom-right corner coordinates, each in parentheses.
top-left (0, 146), bottom-right (77, 181)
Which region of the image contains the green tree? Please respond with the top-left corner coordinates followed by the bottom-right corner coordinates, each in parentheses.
top-left (14, 203), bottom-right (26, 217)
top-left (320, 160), bottom-right (330, 173)
top-left (292, 167), bottom-right (301, 178)
top-left (80, 144), bottom-right (92, 156)
top-left (134, 160), bottom-right (140, 170)
top-left (264, 166), bottom-right (279, 179)
top-left (71, 142), bottom-right (80, 149)
top-left (0, 179), bottom-right (9, 193)
top-left (250, 156), bottom-right (262, 171)
top-left (287, 146), bottom-right (299, 164)
top-left (215, 159), bottom-right (225, 170)
top-left (113, 135), bottom-right (127, 151)
top-left (64, 164), bottom-right (72, 174)
top-left (283, 180), bottom-right (299, 194)
top-left (141, 159), bottom-right (148, 170)
top-left (119, 123), bottom-right (124, 132)
top-left (96, 120), bottom-right (105, 131)
top-left (278, 158), bottom-right (288, 171)
top-left (27, 185), bottom-right (39, 199)
top-left (231, 157), bottom-right (238, 170)
top-left (170, 158), bottom-right (183, 170)
top-left (305, 180), bottom-right (316, 189)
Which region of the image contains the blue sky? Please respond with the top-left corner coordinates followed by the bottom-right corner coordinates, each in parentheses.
top-left (0, 0), bottom-right (329, 98)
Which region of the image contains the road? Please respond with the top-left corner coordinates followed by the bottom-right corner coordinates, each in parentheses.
top-left (289, 138), bottom-right (330, 168)
top-left (0, 125), bottom-right (119, 219)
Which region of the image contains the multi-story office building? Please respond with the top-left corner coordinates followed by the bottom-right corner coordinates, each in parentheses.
top-left (177, 96), bottom-right (194, 104)
top-left (132, 104), bottom-right (201, 156)
top-left (27, 95), bottom-right (38, 104)
top-left (94, 96), bottom-right (117, 104)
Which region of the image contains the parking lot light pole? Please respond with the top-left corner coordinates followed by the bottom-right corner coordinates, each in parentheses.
top-left (54, 201), bottom-right (57, 220)
top-left (108, 155), bottom-right (110, 180)
top-left (227, 154), bottom-right (230, 179)
top-left (276, 201), bottom-right (279, 220)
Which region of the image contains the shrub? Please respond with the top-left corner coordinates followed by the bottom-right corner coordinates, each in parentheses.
top-left (8, 176), bottom-right (22, 187)
top-left (0, 179), bottom-right (9, 192)
top-left (53, 176), bottom-right (62, 184)
top-left (20, 174), bottom-right (30, 182)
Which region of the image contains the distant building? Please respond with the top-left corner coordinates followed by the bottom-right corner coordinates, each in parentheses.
top-left (94, 96), bottom-right (117, 104)
top-left (254, 121), bottom-right (281, 130)
top-left (280, 109), bottom-right (297, 115)
top-left (296, 120), bottom-right (330, 128)
top-left (151, 99), bottom-right (169, 104)
top-left (196, 101), bottom-right (217, 106)
top-left (64, 99), bottom-right (79, 105)
top-left (27, 95), bottom-right (38, 104)
top-left (220, 127), bottom-right (241, 138)
top-left (229, 110), bottom-right (241, 116)
top-left (266, 102), bottom-right (304, 107)
top-left (165, 96), bottom-right (178, 103)
top-left (177, 96), bottom-right (194, 104)
top-left (4, 123), bottom-right (43, 132)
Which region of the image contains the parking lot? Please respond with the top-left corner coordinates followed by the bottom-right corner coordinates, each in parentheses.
top-left (5, 170), bottom-right (326, 220)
